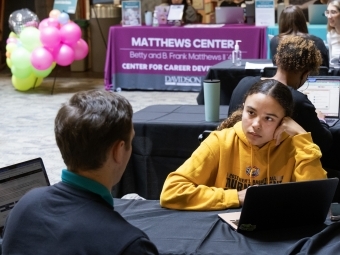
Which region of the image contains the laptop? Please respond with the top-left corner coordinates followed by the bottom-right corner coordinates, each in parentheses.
top-left (308, 4), bottom-right (327, 24)
top-left (218, 178), bottom-right (339, 233)
top-left (0, 158), bottom-right (50, 231)
top-left (215, 7), bottom-right (244, 24)
top-left (298, 76), bottom-right (340, 127)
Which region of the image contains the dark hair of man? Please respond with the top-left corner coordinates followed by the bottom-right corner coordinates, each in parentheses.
top-left (274, 35), bottom-right (322, 75)
top-left (55, 89), bottom-right (133, 172)
top-left (278, 5), bottom-right (308, 37)
top-left (217, 79), bottom-right (293, 130)
top-left (327, 0), bottom-right (340, 31)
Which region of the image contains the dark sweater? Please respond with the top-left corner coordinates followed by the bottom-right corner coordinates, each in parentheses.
top-left (270, 35), bottom-right (329, 68)
top-left (228, 76), bottom-right (332, 154)
top-left (1, 182), bottom-right (159, 255)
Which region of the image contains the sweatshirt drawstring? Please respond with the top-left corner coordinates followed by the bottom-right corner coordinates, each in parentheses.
top-left (250, 146), bottom-right (254, 186)
top-left (267, 146), bottom-right (271, 185)
top-left (250, 144), bottom-right (271, 186)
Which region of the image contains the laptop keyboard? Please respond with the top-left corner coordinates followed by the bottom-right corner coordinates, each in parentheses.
top-left (325, 118), bottom-right (339, 127)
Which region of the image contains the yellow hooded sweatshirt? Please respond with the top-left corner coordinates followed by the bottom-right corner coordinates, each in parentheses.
top-left (160, 121), bottom-right (327, 211)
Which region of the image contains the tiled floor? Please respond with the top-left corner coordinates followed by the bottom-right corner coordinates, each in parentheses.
top-left (0, 65), bottom-right (200, 185)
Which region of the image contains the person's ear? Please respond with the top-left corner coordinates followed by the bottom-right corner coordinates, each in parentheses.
top-left (111, 140), bottom-right (125, 164)
top-left (303, 71), bottom-right (310, 80)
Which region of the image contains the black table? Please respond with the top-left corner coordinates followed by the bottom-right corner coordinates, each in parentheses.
top-left (113, 104), bottom-right (340, 201)
top-left (113, 105), bottom-right (229, 199)
top-left (115, 198), bottom-right (340, 255)
top-left (196, 59), bottom-right (272, 105)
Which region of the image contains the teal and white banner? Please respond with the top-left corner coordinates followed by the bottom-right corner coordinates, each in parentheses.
top-left (53, 0), bottom-right (78, 14)
top-left (255, 0), bottom-right (274, 26)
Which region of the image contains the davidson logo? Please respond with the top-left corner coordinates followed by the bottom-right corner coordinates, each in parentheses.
top-left (165, 76), bottom-right (201, 86)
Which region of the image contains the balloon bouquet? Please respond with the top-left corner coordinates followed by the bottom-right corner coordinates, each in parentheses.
top-left (6, 9), bottom-right (89, 91)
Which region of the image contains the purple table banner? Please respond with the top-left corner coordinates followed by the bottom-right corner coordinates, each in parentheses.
top-left (104, 24), bottom-right (267, 91)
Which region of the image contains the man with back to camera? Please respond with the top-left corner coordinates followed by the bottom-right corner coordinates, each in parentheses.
top-left (1, 89), bottom-right (159, 255)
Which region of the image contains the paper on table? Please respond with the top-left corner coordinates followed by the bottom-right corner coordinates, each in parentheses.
top-left (167, 5), bottom-right (184, 21)
top-left (245, 62), bottom-right (274, 69)
top-left (183, 24), bottom-right (225, 28)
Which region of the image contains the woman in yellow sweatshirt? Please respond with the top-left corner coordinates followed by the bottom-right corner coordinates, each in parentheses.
top-left (160, 79), bottom-right (327, 210)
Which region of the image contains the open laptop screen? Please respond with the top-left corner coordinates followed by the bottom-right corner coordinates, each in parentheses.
top-left (298, 77), bottom-right (340, 118)
top-left (215, 7), bottom-right (244, 24)
top-left (218, 178), bottom-right (339, 232)
top-left (0, 158), bottom-right (50, 231)
top-left (308, 5), bottom-right (327, 24)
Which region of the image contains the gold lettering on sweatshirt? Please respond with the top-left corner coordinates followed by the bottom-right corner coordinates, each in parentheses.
top-left (226, 173), bottom-right (283, 191)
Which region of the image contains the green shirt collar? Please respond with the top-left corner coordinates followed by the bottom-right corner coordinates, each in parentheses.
top-left (61, 169), bottom-right (113, 207)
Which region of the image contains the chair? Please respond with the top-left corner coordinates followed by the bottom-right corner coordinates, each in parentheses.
top-left (261, 66), bottom-right (277, 77)
top-left (268, 34), bottom-right (274, 42)
top-left (318, 66), bottom-right (332, 76)
top-left (198, 130), bottom-right (212, 143)
top-left (261, 66), bottom-right (332, 78)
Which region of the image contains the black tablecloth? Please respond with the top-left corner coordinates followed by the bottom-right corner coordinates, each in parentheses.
top-left (113, 105), bottom-right (229, 199)
top-left (114, 198), bottom-right (340, 255)
top-left (196, 59), bottom-right (272, 105)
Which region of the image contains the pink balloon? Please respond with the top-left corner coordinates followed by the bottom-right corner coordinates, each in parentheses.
top-left (46, 43), bottom-right (62, 60)
top-left (6, 37), bottom-right (17, 44)
top-left (38, 18), bottom-right (49, 30)
top-left (47, 18), bottom-right (60, 28)
top-left (40, 26), bottom-right (61, 48)
top-left (39, 18), bottom-right (59, 29)
top-left (30, 47), bottom-right (54, 70)
top-left (60, 23), bottom-right (81, 45)
top-left (73, 39), bottom-right (88, 60)
top-left (55, 44), bottom-right (75, 66)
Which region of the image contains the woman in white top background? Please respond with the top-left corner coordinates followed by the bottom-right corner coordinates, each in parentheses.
top-left (326, 0), bottom-right (340, 66)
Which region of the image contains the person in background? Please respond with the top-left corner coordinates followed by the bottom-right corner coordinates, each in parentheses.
top-left (159, 0), bottom-right (200, 24)
top-left (229, 35), bottom-right (332, 155)
top-left (160, 79), bottom-right (327, 211)
top-left (220, 0), bottom-right (245, 7)
top-left (326, 0), bottom-right (340, 66)
top-left (270, 5), bottom-right (329, 68)
top-left (1, 90), bottom-right (159, 255)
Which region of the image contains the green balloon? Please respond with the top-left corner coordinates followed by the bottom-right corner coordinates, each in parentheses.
top-left (9, 32), bottom-right (18, 38)
top-left (11, 65), bottom-right (32, 79)
top-left (6, 43), bottom-right (17, 53)
top-left (6, 58), bottom-right (12, 68)
top-left (12, 74), bottom-right (35, 91)
top-left (20, 27), bottom-right (41, 52)
top-left (32, 64), bottom-right (53, 78)
top-left (11, 47), bottom-right (31, 69)
top-left (34, 77), bottom-right (44, 87)
top-left (11, 74), bottom-right (43, 91)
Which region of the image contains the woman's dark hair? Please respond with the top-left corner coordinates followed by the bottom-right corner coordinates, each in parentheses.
top-left (217, 79), bottom-right (293, 130)
top-left (278, 5), bottom-right (308, 37)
